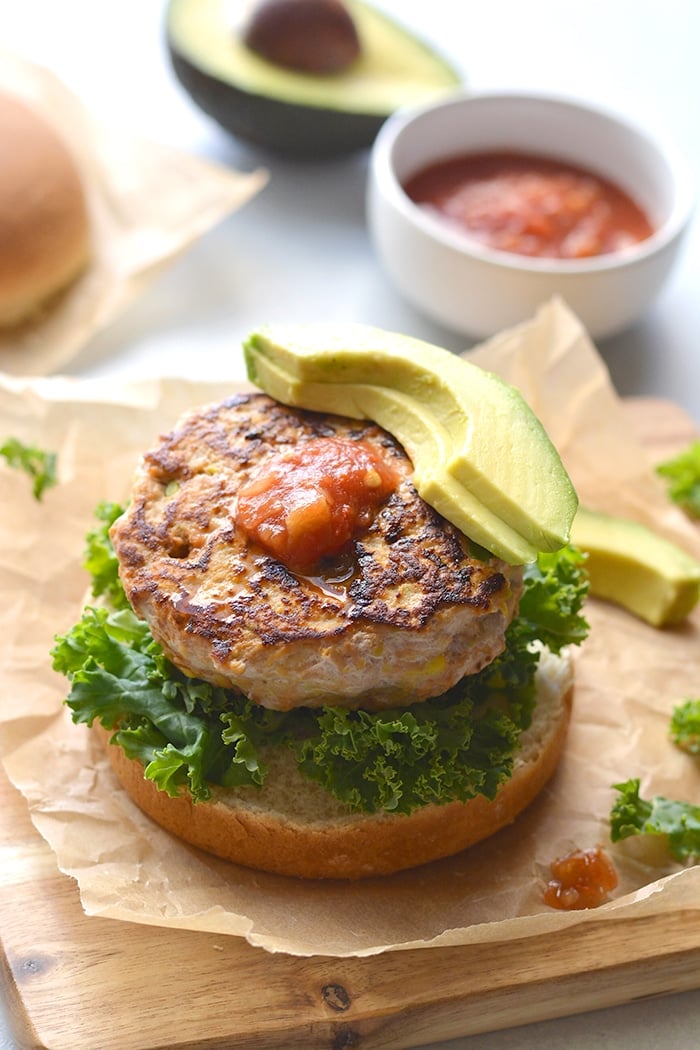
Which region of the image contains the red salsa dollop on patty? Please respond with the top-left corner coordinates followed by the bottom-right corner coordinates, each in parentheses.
top-left (236, 436), bottom-right (400, 571)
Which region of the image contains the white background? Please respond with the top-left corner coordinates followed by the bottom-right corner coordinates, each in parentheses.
top-left (1, 2), bottom-right (699, 1048)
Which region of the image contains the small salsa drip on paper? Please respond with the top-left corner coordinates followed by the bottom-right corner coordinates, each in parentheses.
top-left (543, 846), bottom-right (619, 910)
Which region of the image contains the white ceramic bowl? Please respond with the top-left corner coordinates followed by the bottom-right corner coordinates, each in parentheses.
top-left (367, 91), bottom-right (694, 340)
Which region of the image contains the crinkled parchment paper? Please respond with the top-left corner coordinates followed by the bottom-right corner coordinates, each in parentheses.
top-left (0, 51), bottom-right (267, 375)
top-left (1, 298), bottom-right (699, 957)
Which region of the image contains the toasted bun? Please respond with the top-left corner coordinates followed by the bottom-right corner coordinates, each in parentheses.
top-left (94, 647), bottom-right (574, 880)
top-left (0, 93), bottom-right (90, 326)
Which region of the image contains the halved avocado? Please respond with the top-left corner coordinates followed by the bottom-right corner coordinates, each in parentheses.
top-left (165, 0), bottom-right (462, 157)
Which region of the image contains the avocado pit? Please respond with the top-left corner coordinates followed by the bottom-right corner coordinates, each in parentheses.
top-left (242, 0), bottom-right (361, 75)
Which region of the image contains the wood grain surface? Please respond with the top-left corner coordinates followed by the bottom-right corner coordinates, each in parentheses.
top-left (1, 397), bottom-right (699, 1050)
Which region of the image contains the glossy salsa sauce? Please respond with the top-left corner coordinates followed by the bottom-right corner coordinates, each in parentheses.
top-left (403, 150), bottom-right (654, 260)
top-left (236, 436), bottom-right (400, 572)
top-left (543, 846), bottom-right (619, 910)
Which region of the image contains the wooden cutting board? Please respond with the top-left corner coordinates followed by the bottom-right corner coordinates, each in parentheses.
top-left (1, 397), bottom-right (699, 1050)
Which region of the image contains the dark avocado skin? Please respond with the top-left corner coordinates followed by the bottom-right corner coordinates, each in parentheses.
top-left (168, 45), bottom-right (386, 158)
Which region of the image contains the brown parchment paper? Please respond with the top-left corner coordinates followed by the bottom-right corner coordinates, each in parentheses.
top-left (0, 51), bottom-right (267, 376)
top-left (1, 298), bottom-right (699, 957)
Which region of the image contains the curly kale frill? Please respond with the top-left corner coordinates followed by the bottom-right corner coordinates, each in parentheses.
top-left (51, 506), bottom-right (589, 815)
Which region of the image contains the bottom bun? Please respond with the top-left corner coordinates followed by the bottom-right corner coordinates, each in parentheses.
top-left (94, 648), bottom-right (574, 880)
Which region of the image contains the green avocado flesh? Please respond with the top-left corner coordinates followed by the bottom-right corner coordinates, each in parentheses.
top-left (244, 324), bottom-right (578, 564)
top-left (571, 506), bottom-right (700, 626)
top-left (246, 347), bottom-right (538, 563)
top-left (165, 0), bottom-right (461, 155)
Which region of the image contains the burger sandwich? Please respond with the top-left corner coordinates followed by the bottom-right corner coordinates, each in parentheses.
top-left (52, 324), bottom-right (588, 879)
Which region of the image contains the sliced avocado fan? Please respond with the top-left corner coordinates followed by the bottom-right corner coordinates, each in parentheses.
top-left (243, 324), bottom-right (578, 565)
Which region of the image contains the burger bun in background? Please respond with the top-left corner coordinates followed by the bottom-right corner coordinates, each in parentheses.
top-left (0, 91), bottom-right (90, 327)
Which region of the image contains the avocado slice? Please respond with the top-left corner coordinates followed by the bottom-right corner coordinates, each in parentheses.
top-left (243, 323), bottom-right (578, 563)
top-left (571, 506), bottom-right (700, 626)
top-left (245, 346), bottom-right (539, 563)
top-left (165, 0), bottom-right (462, 157)
top-left (246, 323), bottom-right (576, 549)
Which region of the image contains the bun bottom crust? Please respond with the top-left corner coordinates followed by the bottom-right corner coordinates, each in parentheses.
top-left (93, 649), bottom-right (574, 880)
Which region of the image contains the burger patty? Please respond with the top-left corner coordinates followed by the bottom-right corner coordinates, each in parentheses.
top-left (110, 393), bottom-right (523, 711)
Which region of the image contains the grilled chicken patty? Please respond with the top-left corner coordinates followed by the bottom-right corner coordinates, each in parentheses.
top-left (110, 393), bottom-right (523, 711)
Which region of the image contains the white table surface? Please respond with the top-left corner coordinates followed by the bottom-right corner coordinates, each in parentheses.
top-left (1, 1), bottom-right (699, 1047)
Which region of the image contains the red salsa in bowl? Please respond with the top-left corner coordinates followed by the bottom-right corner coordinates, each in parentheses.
top-left (403, 150), bottom-right (654, 260)
top-left (368, 91), bottom-right (693, 338)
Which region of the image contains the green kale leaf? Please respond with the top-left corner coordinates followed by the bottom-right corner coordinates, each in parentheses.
top-left (610, 778), bottom-right (700, 862)
top-left (1, 437), bottom-right (57, 500)
top-left (656, 440), bottom-right (700, 518)
top-left (83, 501), bottom-right (129, 609)
top-left (518, 545), bottom-right (589, 654)
top-left (52, 510), bottom-right (590, 815)
top-left (670, 698), bottom-right (700, 755)
top-left (51, 602), bottom-right (290, 802)
top-left (294, 691), bottom-right (521, 814)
